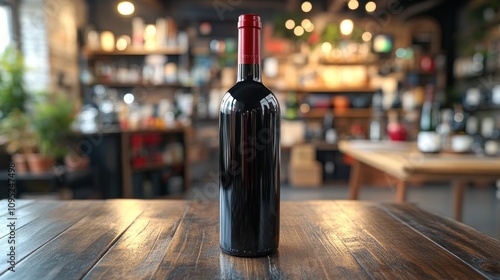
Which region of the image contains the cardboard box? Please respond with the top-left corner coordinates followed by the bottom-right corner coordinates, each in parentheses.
top-left (290, 144), bottom-right (316, 164)
top-left (289, 161), bottom-right (322, 187)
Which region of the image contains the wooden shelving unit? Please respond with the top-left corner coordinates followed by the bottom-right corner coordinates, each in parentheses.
top-left (80, 42), bottom-right (192, 198)
top-left (120, 127), bottom-right (189, 198)
top-left (270, 86), bottom-right (377, 94)
top-left (84, 81), bottom-right (188, 88)
top-left (302, 108), bottom-right (373, 119)
top-left (84, 47), bottom-right (186, 57)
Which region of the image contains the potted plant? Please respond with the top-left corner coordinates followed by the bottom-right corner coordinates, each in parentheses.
top-left (27, 92), bottom-right (76, 173)
top-left (0, 45), bottom-right (29, 169)
top-left (0, 45), bottom-right (28, 119)
top-left (0, 109), bottom-right (38, 173)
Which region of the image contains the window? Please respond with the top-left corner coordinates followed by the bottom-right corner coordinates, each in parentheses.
top-left (0, 4), bottom-right (12, 53)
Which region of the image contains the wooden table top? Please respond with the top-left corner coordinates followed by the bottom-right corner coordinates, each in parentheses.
top-left (1, 199), bottom-right (499, 279)
top-left (339, 140), bottom-right (500, 180)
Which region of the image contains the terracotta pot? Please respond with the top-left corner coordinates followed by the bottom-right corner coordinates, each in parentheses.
top-left (64, 154), bottom-right (90, 171)
top-left (11, 154), bottom-right (29, 174)
top-left (26, 154), bottom-right (55, 174)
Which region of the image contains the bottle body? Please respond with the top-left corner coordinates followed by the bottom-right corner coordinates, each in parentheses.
top-left (219, 14), bottom-right (280, 257)
top-left (219, 80), bottom-right (280, 257)
top-left (451, 104), bottom-right (474, 153)
top-left (417, 85), bottom-right (441, 153)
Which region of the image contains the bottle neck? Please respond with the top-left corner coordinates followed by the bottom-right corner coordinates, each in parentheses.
top-left (237, 23), bottom-right (261, 82)
top-left (237, 64), bottom-right (261, 82)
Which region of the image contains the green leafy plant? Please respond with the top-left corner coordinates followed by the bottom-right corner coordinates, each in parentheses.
top-left (31, 92), bottom-right (75, 158)
top-left (321, 22), bottom-right (341, 46)
top-left (0, 45), bottom-right (28, 119)
top-left (0, 108), bottom-right (38, 154)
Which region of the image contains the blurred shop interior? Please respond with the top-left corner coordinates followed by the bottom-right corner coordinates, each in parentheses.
top-left (0, 0), bottom-right (499, 236)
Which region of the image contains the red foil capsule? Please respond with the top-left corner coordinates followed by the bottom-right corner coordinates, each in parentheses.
top-left (238, 14), bottom-right (261, 65)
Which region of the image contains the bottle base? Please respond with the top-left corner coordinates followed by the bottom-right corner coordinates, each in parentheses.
top-left (220, 246), bottom-right (277, 258)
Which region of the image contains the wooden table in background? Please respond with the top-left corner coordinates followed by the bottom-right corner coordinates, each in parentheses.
top-left (1, 199), bottom-right (499, 279)
top-left (339, 140), bottom-right (500, 221)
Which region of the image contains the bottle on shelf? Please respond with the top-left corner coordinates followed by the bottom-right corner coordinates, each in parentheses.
top-left (219, 14), bottom-right (280, 257)
top-left (436, 109), bottom-right (453, 152)
top-left (466, 115), bottom-right (482, 154)
top-left (387, 110), bottom-right (407, 142)
top-left (285, 91), bottom-right (299, 120)
top-left (484, 116), bottom-right (500, 157)
top-left (323, 112), bottom-right (337, 144)
top-left (417, 84), bottom-right (441, 153)
top-left (391, 81), bottom-right (403, 109)
top-left (450, 104), bottom-right (473, 153)
top-left (482, 117), bottom-right (499, 157)
top-left (420, 53), bottom-right (435, 73)
top-left (463, 87), bottom-right (482, 112)
top-left (369, 92), bottom-right (384, 141)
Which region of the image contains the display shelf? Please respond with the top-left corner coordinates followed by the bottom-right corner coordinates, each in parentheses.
top-left (131, 162), bottom-right (184, 172)
top-left (84, 47), bottom-right (186, 56)
top-left (120, 128), bottom-right (188, 198)
top-left (85, 81), bottom-right (188, 88)
top-left (281, 142), bottom-right (338, 152)
top-left (318, 59), bottom-right (379, 66)
top-left (474, 104), bottom-right (500, 111)
top-left (298, 87), bottom-right (377, 93)
top-left (271, 86), bottom-right (377, 94)
top-left (122, 127), bottom-right (187, 134)
top-left (301, 108), bottom-right (373, 119)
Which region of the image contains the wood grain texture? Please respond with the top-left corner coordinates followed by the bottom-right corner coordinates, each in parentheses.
top-left (0, 200), bottom-right (498, 279)
top-left (0, 200), bottom-right (143, 279)
top-left (0, 201), bottom-right (101, 273)
top-left (0, 200), bottom-right (59, 238)
top-left (83, 200), bottom-right (189, 279)
top-left (322, 201), bottom-right (485, 279)
top-left (381, 203), bottom-right (500, 279)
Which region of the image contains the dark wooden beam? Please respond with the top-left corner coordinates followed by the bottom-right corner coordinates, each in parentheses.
top-left (327, 0), bottom-right (345, 13)
top-left (399, 0), bottom-right (447, 20)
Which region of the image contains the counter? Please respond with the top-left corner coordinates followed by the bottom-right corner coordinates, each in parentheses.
top-left (339, 140), bottom-right (500, 221)
top-left (1, 199), bottom-right (499, 279)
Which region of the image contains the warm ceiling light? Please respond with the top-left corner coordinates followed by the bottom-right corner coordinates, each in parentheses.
top-left (117, 1), bottom-right (135, 16)
top-left (285, 19), bottom-right (295, 30)
top-left (294, 26), bottom-right (305, 36)
top-left (301, 19), bottom-right (312, 28)
top-left (305, 23), bottom-right (314, 32)
top-left (348, 0), bottom-right (359, 10)
top-left (365, 1), bottom-right (376, 13)
top-left (301, 1), bottom-right (312, 12)
top-left (340, 19), bottom-right (354, 36)
top-left (362, 31), bottom-right (372, 41)
top-left (321, 42), bottom-right (332, 53)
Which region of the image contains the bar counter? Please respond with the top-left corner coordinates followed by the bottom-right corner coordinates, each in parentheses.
top-left (1, 199), bottom-right (499, 279)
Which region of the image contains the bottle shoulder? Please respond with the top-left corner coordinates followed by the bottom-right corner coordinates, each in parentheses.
top-left (220, 80), bottom-right (280, 112)
top-left (226, 80), bottom-right (274, 97)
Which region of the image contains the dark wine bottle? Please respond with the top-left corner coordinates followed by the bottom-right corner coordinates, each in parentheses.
top-left (483, 117), bottom-right (499, 156)
top-left (219, 14), bottom-right (280, 257)
top-left (285, 91), bottom-right (298, 120)
top-left (417, 84), bottom-right (441, 153)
